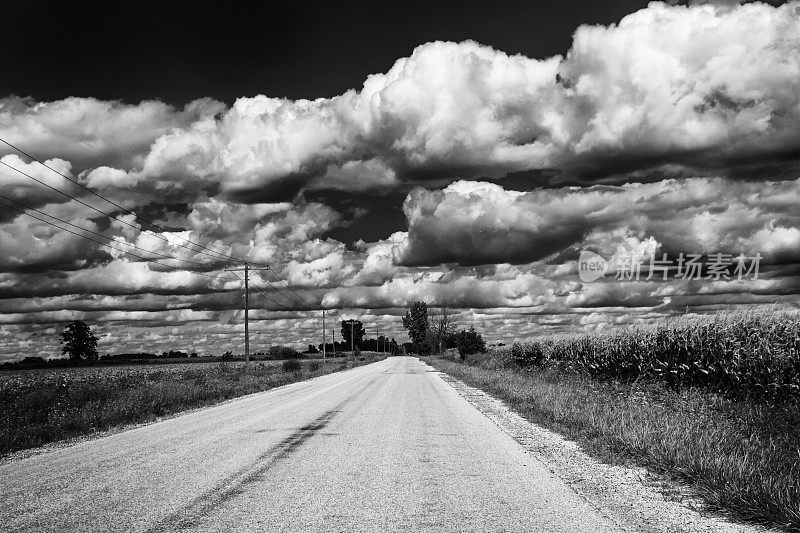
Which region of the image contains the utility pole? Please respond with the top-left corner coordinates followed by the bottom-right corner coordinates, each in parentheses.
top-left (225, 263), bottom-right (269, 367)
top-left (346, 319), bottom-right (354, 352)
top-left (332, 327), bottom-right (336, 357)
top-left (322, 310), bottom-right (326, 361)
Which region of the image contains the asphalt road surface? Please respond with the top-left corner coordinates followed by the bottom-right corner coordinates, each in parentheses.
top-left (1, 356), bottom-right (623, 532)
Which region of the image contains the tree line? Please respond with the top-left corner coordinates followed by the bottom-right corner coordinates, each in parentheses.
top-left (402, 302), bottom-right (486, 357)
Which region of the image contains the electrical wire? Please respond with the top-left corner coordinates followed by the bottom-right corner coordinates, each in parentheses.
top-left (266, 265), bottom-right (316, 309)
top-left (0, 141), bottom-right (324, 313)
top-left (0, 146), bottom-right (240, 263)
top-left (253, 269), bottom-right (311, 310)
top-left (0, 192), bottom-right (218, 271)
top-left (0, 198), bottom-right (220, 279)
top-left (227, 270), bottom-right (294, 312)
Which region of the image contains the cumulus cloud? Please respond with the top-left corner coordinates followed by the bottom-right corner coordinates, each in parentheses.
top-left (0, 96), bottom-right (225, 171)
top-left (394, 177), bottom-right (800, 266)
top-left (1, 2), bottom-right (794, 201)
top-left (2, 1), bottom-right (800, 360)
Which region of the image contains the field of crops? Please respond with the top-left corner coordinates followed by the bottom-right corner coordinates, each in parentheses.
top-left (0, 356), bottom-right (377, 455)
top-left (504, 308), bottom-right (800, 400)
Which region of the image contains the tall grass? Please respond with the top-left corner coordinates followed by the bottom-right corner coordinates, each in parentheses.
top-left (431, 308), bottom-right (800, 530)
top-left (507, 309), bottom-right (800, 400)
top-left (431, 359), bottom-right (800, 531)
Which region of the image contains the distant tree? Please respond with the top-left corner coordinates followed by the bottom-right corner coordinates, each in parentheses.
top-left (341, 320), bottom-right (365, 351)
top-left (454, 326), bottom-right (486, 358)
top-left (221, 351), bottom-right (234, 361)
top-left (402, 301), bottom-right (429, 353)
top-left (268, 345), bottom-right (300, 359)
top-left (428, 307), bottom-right (458, 355)
top-left (60, 321), bottom-right (98, 364)
top-left (307, 344), bottom-right (320, 354)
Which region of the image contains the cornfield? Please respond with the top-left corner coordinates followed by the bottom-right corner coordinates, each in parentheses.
top-left (509, 308), bottom-right (800, 400)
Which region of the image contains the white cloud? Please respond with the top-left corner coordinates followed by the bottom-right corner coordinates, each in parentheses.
top-left (0, 96), bottom-right (225, 171)
top-left (4, 2), bottom-right (794, 200)
top-left (394, 177), bottom-right (800, 266)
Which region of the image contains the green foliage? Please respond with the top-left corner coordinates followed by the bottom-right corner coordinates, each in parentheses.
top-left (507, 309), bottom-right (800, 401)
top-left (60, 321), bottom-right (98, 364)
top-left (402, 301), bottom-right (430, 352)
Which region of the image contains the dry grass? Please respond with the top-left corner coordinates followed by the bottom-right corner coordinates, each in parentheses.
top-left (0, 356), bottom-right (379, 456)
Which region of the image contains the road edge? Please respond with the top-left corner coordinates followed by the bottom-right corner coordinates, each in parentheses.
top-left (427, 362), bottom-right (776, 533)
top-left (0, 357), bottom-right (386, 465)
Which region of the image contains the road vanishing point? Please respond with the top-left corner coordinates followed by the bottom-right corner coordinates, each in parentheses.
top-left (1, 357), bottom-right (648, 532)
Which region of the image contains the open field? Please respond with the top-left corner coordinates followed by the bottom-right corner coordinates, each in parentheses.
top-left (0, 354), bottom-right (384, 456)
top-left (429, 310), bottom-right (800, 531)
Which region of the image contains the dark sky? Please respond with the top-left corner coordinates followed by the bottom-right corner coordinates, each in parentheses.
top-left (3, 0), bottom-right (651, 105)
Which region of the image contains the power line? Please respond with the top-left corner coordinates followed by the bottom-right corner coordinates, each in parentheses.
top-left (0, 192), bottom-right (218, 271)
top-left (257, 267), bottom-right (317, 310)
top-left (0, 198), bottom-right (220, 279)
top-left (0, 146), bottom-right (240, 264)
top-left (267, 265), bottom-right (316, 309)
top-left (247, 276), bottom-right (297, 311)
top-left (253, 269), bottom-right (311, 310)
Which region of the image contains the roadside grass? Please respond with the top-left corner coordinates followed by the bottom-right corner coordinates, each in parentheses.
top-left (0, 355), bottom-right (381, 456)
top-left (507, 308), bottom-right (800, 401)
top-left (428, 357), bottom-right (800, 532)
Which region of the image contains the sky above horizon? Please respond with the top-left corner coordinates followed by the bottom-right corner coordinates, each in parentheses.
top-left (1, 0), bottom-right (799, 360)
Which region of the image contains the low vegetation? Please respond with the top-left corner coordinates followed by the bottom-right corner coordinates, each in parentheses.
top-left (430, 308), bottom-right (800, 531)
top-left (0, 355), bottom-right (381, 456)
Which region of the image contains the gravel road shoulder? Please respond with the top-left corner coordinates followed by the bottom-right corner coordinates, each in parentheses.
top-left (431, 366), bottom-right (778, 533)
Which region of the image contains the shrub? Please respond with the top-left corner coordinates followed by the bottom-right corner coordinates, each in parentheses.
top-left (309, 362), bottom-right (320, 371)
top-left (269, 346), bottom-right (300, 359)
top-left (282, 359), bottom-right (302, 373)
top-left (454, 326), bottom-right (487, 357)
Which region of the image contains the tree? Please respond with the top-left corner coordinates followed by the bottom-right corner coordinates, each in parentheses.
top-left (428, 307), bottom-right (458, 355)
top-left (402, 301), bottom-right (429, 353)
top-left (341, 320), bottom-right (365, 350)
top-left (454, 326), bottom-right (486, 358)
top-left (60, 321), bottom-right (99, 364)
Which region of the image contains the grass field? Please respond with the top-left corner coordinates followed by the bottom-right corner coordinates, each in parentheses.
top-left (429, 308), bottom-right (800, 532)
top-left (0, 355), bottom-right (382, 456)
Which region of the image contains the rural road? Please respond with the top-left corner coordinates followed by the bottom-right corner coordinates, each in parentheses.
top-left (1, 357), bottom-right (625, 532)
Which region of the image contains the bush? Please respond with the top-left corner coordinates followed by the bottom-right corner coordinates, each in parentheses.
top-left (282, 359), bottom-right (302, 373)
top-left (413, 339), bottom-right (432, 356)
top-left (309, 362), bottom-right (320, 371)
top-left (454, 326), bottom-right (486, 357)
top-left (269, 346), bottom-right (300, 359)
